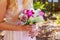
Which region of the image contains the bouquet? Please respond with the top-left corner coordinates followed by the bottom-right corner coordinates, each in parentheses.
top-left (19, 9), bottom-right (44, 25)
top-left (18, 9), bottom-right (45, 38)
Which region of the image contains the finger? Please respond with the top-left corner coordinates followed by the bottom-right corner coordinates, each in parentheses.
top-left (26, 26), bottom-right (32, 31)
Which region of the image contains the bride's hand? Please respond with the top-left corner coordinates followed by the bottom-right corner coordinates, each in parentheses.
top-left (28, 25), bottom-right (36, 38)
top-left (23, 25), bottom-right (32, 31)
top-left (29, 30), bottom-right (35, 38)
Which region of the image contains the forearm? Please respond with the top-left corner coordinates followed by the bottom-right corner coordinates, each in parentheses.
top-left (0, 0), bottom-right (7, 22)
top-left (0, 22), bottom-right (32, 31)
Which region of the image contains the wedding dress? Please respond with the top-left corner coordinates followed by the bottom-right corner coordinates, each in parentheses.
top-left (4, 0), bottom-right (36, 40)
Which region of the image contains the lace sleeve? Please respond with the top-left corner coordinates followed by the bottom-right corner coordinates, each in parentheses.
top-left (5, 0), bottom-right (33, 25)
top-left (5, 0), bottom-right (21, 25)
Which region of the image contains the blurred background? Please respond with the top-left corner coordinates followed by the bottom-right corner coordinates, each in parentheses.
top-left (33, 0), bottom-right (60, 40)
top-left (33, 0), bottom-right (60, 12)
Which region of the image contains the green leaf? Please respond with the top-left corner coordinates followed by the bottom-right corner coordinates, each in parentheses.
top-left (33, 2), bottom-right (45, 10)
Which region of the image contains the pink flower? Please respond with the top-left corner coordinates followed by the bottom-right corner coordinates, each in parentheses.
top-left (22, 16), bottom-right (26, 20)
top-left (23, 10), bottom-right (34, 18)
top-left (27, 12), bottom-right (33, 18)
top-left (39, 11), bottom-right (44, 17)
top-left (23, 10), bottom-right (27, 14)
top-left (31, 10), bottom-right (34, 14)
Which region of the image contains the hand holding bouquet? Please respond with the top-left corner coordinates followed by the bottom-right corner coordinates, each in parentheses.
top-left (18, 9), bottom-right (45, 38)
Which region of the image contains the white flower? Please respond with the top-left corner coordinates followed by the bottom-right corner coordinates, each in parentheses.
top-left (34, 9), bottom-right (41, 17)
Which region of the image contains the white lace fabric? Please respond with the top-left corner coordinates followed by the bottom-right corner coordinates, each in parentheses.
top-left (4, 0), bottom-right (33, 25)
top-left (5, 0), bottom-right (23, 25)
